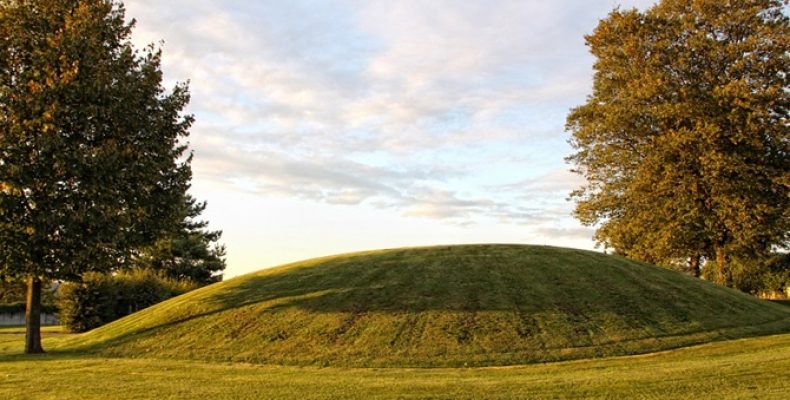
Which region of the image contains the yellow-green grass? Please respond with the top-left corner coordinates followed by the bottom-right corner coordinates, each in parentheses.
top-left (0, 326), bottom-right (64, 334)
top-left (56, 244), bottom-right (790, 367)
top-left (0, 326), bottom-right (64, 355)
top-left (0, 331), bottom-right (788, 399)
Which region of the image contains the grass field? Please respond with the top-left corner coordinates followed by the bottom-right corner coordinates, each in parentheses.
top-left (62, 245), bottom-right (790, 367)
top-left (0, 329), bottom-right (789, 399)
top-left (2, 245), bottom-right (788, 399)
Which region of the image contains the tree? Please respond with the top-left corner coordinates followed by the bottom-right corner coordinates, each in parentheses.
top-left (0, 277), bottom-right (57, 306)
top-left (0, 0), bottom-right (192, 353)
top-left (134, 195), bottom-right (226, 285)
top-left (719, 252), bottom-right (790, 296)
top-left (0, 278), bottom-right (26, 304)
top-left (566, 0), bottom-right (789, 286)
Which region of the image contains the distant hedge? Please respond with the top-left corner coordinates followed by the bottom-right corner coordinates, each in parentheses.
top-left (59, 270), bottom-right (197, 333)
top-left (0, 302), bottom-right (58, 315)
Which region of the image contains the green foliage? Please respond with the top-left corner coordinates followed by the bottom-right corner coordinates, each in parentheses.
top-left (704, 253), bottom-right (790, 297)
top-left (134, 196), bottom-right (226, 285)
top-left (0, 279), bottom-right (57, 307)
top-left (0, 0), bottom-right (192, 281)
top-left (760, 255), bottom-right (790, 296)
top-left (0, 0), bottom-right (194, 352)
top-left (58, 273), bottom-right (116, 332)
top-left (58, 270), bottom-right (197, 333)
top-left (0, 280), bottom-right (26, 304)
top-left (57, 245), bottom-right (789, 367)
top-left (566, 0), bottom-right (790, 285)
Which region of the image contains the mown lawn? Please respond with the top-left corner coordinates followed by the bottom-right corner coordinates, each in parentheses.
top-left (2, 246), bottom-right (787, 398)
top-left (0, 328), bottom-right (788, 399)
top-left (61, 245), bottom-right (790, 367)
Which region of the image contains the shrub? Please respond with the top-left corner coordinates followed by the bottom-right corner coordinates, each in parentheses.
top-left (704, 253), bottom-right (790, 298)
top-left (757, 254), bottom-right (790, 298)
top-left (58, 273), bottom-right (116, 332)
top-left (59, 270), bottom-right (198, 332)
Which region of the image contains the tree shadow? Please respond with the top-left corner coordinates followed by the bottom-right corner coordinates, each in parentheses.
top-left (38, 245), bottom-right (790, 356)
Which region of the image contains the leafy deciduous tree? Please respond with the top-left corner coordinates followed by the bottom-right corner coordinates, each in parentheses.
top-left (0, 0), bottom-right (192, 353)
top-left (567, 0), bottom-right (789, 285)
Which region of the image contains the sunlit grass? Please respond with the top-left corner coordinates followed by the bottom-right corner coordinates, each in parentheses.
top-left (56, 244), bottom-right (789, 367)
top-left (1, 245), bottom-right (788, 398)
top-left (0, 326), bottom-right (64, 334)
top-left (0, 331), bottom-right (788, 399)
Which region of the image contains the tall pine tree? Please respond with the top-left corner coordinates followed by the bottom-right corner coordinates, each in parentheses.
top-left (135, 195), bottom-right (226, 285)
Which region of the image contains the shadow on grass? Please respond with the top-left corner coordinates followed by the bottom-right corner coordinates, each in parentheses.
top-left (39, 245), bottom-right (790, 358)
top-left (770, 299), bottom-right (790, 307)
top-left (0, 350), bottom-right (97, 363)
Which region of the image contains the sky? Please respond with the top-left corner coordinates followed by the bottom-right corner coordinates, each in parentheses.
top-left (122, 0), bottom-right (658, 278)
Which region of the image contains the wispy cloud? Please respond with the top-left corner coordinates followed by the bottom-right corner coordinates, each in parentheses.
top-left (125, 0), bottom-right (656, 230)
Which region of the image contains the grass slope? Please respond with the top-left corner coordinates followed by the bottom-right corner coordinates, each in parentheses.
top-left (62, 244), bottom-right (790, 367)
top-left (2, 331), bottom-right (790, 399)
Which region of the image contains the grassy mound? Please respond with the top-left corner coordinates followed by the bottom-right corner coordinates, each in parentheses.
top-left (63, 244), bottom-right (790, 367)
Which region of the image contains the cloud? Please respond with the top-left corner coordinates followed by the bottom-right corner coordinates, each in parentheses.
top-left (498, 168), bottom-right (587, 195)
top-left (534, 226), bottom-right (596, 242)
top-left (124, 0), bottom-right (653, 230)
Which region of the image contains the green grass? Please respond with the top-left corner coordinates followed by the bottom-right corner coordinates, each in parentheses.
top-left (57, 244), bottom-right (789, 367)
top-left (0, 326), bottom-right (65, 354)
top-left (0, 331), bottom-right (788, 399)
top-left (2, 245), bottom-right (788, 398)
top-left (0, 326), bottom-right (64, 334)
top-left (772, 299), bottom-right (790, 307)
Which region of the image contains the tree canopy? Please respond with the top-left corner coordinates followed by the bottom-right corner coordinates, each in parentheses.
top-left (566, 0), bottom-right (789, 284)
top-left (0, 0), bottom-right (192, 352)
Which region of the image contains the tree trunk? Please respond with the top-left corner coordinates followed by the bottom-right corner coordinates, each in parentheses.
top-left (714, 245), bottom-right (729, 287)
top-left (688, 254), bottom-right (701, 278)
top-left (25, 276), bottom-right (44, 354)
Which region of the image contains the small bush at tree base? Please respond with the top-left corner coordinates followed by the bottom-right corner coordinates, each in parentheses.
top-left (703, 253), bottom-right (790, 298)
top-left (59, 270), bottom-right (197, 333)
